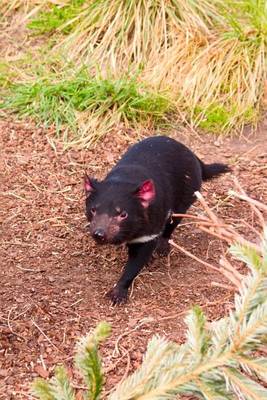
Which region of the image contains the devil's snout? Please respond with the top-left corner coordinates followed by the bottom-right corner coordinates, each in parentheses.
top-left (92, 228), bottom-right (107, 243)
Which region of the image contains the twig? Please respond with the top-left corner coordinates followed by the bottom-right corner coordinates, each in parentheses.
top-left (2, 304), bottom-right (31, 322)
top-left (242, 220), bottom-right (262, 238)
top-left (211, 282), bottom-right (236, 291)
top-left (232, 177), bottom-right (266, 228)
top-left (197, 225), bottom-right (233, 243)
top-left (198, 221), bottom-right (261, 253)
top-left (31, 319), bottom-right (61, 353)
top-left (169, 240), bottom-right (220, 273)
top-left (170, 238), bottom-right (239, 287)
top-left (22, 173), bottom-right (43, 193)
top-left (220, 257), bottom-right (244, 283)
top-left (195, 191), bottom-right (221, 224)
top-left (104, 342), bottom-right (136, 396)
top-left (113, 318), bottom-right (154, 357)
top-left (2, 191), bottom-right (30, 203)
top-left (220, 230), bottom-right (261, 253)
top-left (172, 213), bottom-right (209, 222)
top-left (229, 190), bottom-right (267, 213)
top-left (217, 263), bottom-right (240, 288)
top-left (40, 354), bottom-right (47, 373)
top-left (69, 299), bottom-right (83, 307)
top-left (7, 307), bottom-right (26, 341)
top-left (16, 265), bottom-right (41, 272)
top-left (171, 187), bottom-right (265, 288)
top-left (116, 346), bottom-right (132, 385)
top-left (156, 309), bottom-right (187, 321)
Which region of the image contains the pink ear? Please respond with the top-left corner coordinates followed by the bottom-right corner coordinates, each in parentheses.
top-left (136, 180), bottom-right (155, 208)
top-left (84, 174), bottom-right (95, 194)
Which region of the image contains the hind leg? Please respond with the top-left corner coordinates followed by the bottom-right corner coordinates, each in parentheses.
top-left (156, 215), bottom-right (182, 256)
top-left (157, 170), bottom-right (202, 256)
top-left (156, 201), bottom-right (194, 256)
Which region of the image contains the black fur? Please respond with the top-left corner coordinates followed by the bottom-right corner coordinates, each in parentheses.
top-left (85, 136), bottom-right (230, 304)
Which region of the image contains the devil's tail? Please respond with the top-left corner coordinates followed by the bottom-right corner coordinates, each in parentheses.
top-left (198, 158), bottom-right (231, 181)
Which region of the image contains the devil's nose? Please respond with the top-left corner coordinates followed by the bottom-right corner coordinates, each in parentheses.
top-left (92, 229), bottom-right (106, 242)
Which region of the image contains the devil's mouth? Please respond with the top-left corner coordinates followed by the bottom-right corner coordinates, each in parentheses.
top-left (93, 238), bottom-right (108, 245)
top-left (91, 236), bottom-right (124, 246)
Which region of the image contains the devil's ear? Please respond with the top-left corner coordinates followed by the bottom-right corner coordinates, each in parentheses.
top-left (84, 174), bottom-right (97, 197)
top-left (135, 179), bottom-right (156, 208)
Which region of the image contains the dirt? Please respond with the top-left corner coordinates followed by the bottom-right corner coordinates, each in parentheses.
top-left (0, 119), bottom-right (266, 399)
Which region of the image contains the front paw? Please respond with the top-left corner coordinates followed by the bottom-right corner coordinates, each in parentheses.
top-left (106, 286), bottom-right (128, 305)
top-left (155, 237), bottom-right (170, 257)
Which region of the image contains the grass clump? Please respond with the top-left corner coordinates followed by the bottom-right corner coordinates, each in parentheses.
top-left (55, 0), bottom-right (266, 133)
top-left (1, 0), bottom-right (266, 137)
top-left (0, 68), bottom-right (172, 147)
top-left (57, 0), bottom-right (222, 68)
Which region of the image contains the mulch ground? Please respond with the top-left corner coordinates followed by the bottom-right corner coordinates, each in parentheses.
top-left (0, 119), bottom-right (266, 399)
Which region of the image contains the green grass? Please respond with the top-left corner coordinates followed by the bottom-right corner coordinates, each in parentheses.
top-left (220, 0), bottom-right (267, 43)
top-left (0, 68), bottom-right (172, 146)
top-left (194, 104), bottom-right (233, 132)
top-left (27, 0), bottom-right (86, 34)
top-left (194, 103), bottom-right (258, 133)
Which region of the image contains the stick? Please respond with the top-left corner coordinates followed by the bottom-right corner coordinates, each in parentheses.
top-left (31, 319), bottom-right (61, 353)
top-left (229, 190), bottom-right (267, 213)
top-left (195, 191), bottom-right (221, 224)
top-left (232, 177), bottom-right (266, 227)
top-left (169, 240), bottom-right (220, 273)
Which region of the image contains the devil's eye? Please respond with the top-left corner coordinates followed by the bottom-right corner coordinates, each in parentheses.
top-left (120, 211), bottom-right (128, 219)
top-left (91, 207), bottom-right (96, 215)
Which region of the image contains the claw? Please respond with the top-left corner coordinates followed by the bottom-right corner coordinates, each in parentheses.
top-left (106, 286), bottom-right (128, 305)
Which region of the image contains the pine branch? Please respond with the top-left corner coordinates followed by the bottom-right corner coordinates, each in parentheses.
top-left (185, 306), bottom-right (210, 362)
top-left (110, 218), bottom-right (267, 399)
top-left (51, 366), bottom-right (75, 400)
top-left (221, 367), bottom-right (267, 400)
top-left (234, 355), bottom-right (267, 381)
top-left (32, 379), bottom-right (56, 400)
top-left (32, 192), bottom-right (267, 400)
top-left (75, 321), bottom-right (111, 400)
top-left (32, 366), bottom-right (74, 400)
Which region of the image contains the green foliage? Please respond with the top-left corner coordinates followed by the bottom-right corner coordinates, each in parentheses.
top-left (32, 227), bottom-right (267, 400)
top-left (194, 104), bottom-right (232, 132)
top-left (75, 322), bottom-right (111, 400)
top-left (193, 103), bottom-right (258, 133)
top-left (27, 0), bottom-right (86, 34)
top-left (220, 0), bottom-right (267, 43)
top-left (32, 322), bottom-right (111, 400)
top-left (0, 62), bottom-right (13, 89)
top-left (186, 305), bottom-right (210, 361)
top-left (33, 366), bottom-right (75, 400)
top-left (110, 231), bottom-right (267, 400)
top-left (0, 68), bottom-right (171, 144)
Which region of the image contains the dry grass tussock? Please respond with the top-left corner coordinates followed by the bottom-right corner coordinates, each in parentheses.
top-left (1, 0), bottom-right (266, 141)
top-left (57, 0), bottom-right (266, 132)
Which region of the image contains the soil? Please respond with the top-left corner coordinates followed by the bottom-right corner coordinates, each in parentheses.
top-left (0, 119), bottom-right (266, 399)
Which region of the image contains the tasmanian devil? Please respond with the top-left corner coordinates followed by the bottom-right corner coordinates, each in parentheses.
top-left (84, 136), bottom-right (229, 304)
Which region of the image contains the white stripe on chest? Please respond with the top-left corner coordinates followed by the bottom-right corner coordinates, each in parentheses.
top-left (128, 210), bottom-right (172, 244)
top-left (128, 233), bottom-right (160, 244)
